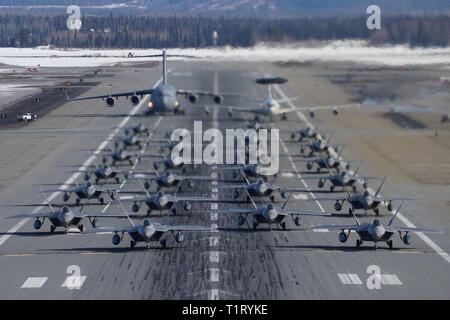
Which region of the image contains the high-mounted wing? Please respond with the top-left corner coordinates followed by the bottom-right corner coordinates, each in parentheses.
top-left (67, 89), bottom-right (154, 102)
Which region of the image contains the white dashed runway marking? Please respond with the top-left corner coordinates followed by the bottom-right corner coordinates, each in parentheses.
top-left (338, 273), bottom-right (363, 285)
top-left (21, 277), bottom-right (48, 288)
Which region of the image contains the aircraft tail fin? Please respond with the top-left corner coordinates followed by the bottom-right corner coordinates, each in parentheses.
top-left (281, 192), bottom-right (293, 210)
top-left (118, 199), bottom-right (135, 227)
top-left (388, 200), bottom-right (404, 226)
top-left (39, 187), bottom-right (56, 213)
top-left (375, 176), bottom-right (387, 197)
top-left (354, 160), bottom-right (363, 175)
top-left (350, 208), bottom-right (361, 226)
top-left (243, 186), bottom-right (258, 209)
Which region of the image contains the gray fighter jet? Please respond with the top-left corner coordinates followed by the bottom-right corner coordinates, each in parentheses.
top-left (309, 201), bottom-right (442, 249)
top-left (293, 147), bottom-right (358, 172)
top-left (5, 202), bottom-right (125, 233)
top-left (218, 164), bottom-right (277, 181)
top-left (127, 170), bottom-right (212, 191)
top-left (218, 168), bottom-right (306, 202)
top-left (112, 134), bottom-right (148, 150)
top-left (82, 217), bottom-right (214, 249)
top-left (111, 188), bottom-right (211, 216)
top-left (289, 126), bottom-right (320, 141)
top-left (212, 191), bottom-right (330, 230)
top-left (124, 123), bottom-right (151, 136)
top-left (67, 50), bottom-right (229, 115)
top-left (74, 164), bottom-right (128, 184)
top-left (311, 177), bottom-right (412, 216)
top-left (42, 181), bottom-right (117, 205)
top-left (101, 148), bottom-right (162, 166)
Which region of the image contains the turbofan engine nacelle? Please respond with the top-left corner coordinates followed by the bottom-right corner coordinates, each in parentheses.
top-left (403, 234), bottom-right (412, 245)
top-left (294, 216), bottom-right (302, 226)
top-left (339, 231), bottom-right (348, 243)
top-left (112, 234), bottom-right (121, 245)
top-left (176, 232), bottom-right (184, 243)
top-left (214, 95), bottom-right (223, 104)
top-left (188, 94), bottom-right (198, 103)
top-left (105, 97), bottom-right (115, 107)
top-left (131, 95), bottom-right (139, 105)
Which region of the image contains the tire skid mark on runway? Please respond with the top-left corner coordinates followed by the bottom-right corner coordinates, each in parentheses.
top-left (0, 74), bottom-right (166, 247)
top-left (272, 83), bottom-right (450, 265)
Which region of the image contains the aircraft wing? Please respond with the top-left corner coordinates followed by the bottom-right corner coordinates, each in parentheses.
top-left (167, 195), bottom-right (212, 203)
top-left (309, 224), bottom-right (358, 230)
top-left (5, 212), bottom-right (53, 219)
top-left (377, 197), bottom-right (416, 202)
top-left (282, 210), bottom-right (331, 216)
top-left (306, 197), bottom-right (346, 201)
top-left (162, 225), bottom-right (216, 232)
top-left (181, 175), bottom-right (213, 181)
top-left (176, 90), bottom-right (260, 102)
top-left (216, 185), bottom-right (245, 190)
top-left (76, 212), bottom-right (127, 218)
top-left (82, 226), bottom-right (133, 234)
top-left (67, 89), bottom-right (154, 102)
top-left (274, 185), bottom-right (309, 192)
top-left (40, 188), bottom-right (75, 193)
top-left (279, 103), bottom-right (361, 113)
top-left (393, 226), bottom-right (442, 234)
top-left (212, 208), bottom-right (255, 214)
top-left (109, 196), bottom-right (149, 203)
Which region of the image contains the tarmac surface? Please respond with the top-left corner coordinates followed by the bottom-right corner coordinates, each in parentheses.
top-left (0, 60), bottom-right (449, 299)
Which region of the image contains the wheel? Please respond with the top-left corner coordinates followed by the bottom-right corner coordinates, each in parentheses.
top-left (76, 198), bottom-right (80, 205)
top-left (78, 225), bottom-right (84, 232)
top-left (160, 239), bottom-right (167, 248)
top-left (349, 208), bottom-right (353, 216)
top-left (356, 239), bottom-right (361, 248)
top-left (374, 208), bottom-right (379, 216)
top-left (253, 222), bottom-right (258, 230)
top-left (330, 186), bottom-right (334, 192)
top-left (99, 197), bottom-right (104, 205)
top-left (130, 240), bottom-right (136, 249)
top-left (50, 225), bottom-right (56, 233)
top-left (172, 208), bottom-right (177, 216)
top-left (115, 177), bottom-right (121, 184)
top-left (270, 195), bottom-right (275, 203)
top-left (147, 209), bottom-right (151, 217)
top-left (280, 222), bottom-right (286, 230)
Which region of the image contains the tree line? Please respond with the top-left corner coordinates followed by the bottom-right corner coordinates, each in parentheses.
top-left (0, 14), bottom-right (448, 48)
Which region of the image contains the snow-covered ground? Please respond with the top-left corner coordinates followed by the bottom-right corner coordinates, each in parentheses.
top-left (0, 40), bottom-right (449, 68)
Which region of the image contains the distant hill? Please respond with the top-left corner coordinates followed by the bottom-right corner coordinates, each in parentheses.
top-left (1, 0), bottom-right (450, 16)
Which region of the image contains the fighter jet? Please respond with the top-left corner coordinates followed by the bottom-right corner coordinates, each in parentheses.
top-left (127, 170), bottom-right (212, 191)
top-left (73, 164), bottom-right (129, 184)
top-left (67, 50), bottom-right (229, 115)
top-left (112, 134), bottom-right (148, 150)
top-left (299, 162), bottom-right (382, 192)
top-left (101, 148), bottom-right (162, 166)
top-left (310, 177), bottom-right (412, 216)
top-left (288, 126), bottom-right (321, 142)
top-left (212, 191), bottom-right (330, 230)
top-left (218, 164), bottom-right (277, 181)
top-left (111, 188), bottom-right (211, 216)
top-left (5, 202), bottom-right (125, 233)
top-left (292, 146), bottom-right (357, 172)
top-left (82, 217), bottom-right (214, 249)
top-left (295, 136), bottom-right (342, 157)
top-left (218, 168), bottom-right (307, 202)
top-left (124, 123), bottom-right (152, 136)
top-left (41, 181), bottom-right (117, 205)
top-left (309, 201), bottom-right (442, 249)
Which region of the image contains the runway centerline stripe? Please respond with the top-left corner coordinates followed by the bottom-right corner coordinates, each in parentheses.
top-left (273, 83), bottom-right (450, 265)
top-left (0, 73), bottom-right (166, 247)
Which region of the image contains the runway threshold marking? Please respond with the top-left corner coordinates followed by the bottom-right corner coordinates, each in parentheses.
top-left (0, 74), bottom-right (166, 247)
top-left (21, 277), bottom-right (48, 288)
top-left (273, 83), bottom-right (450, 266)
top-left (338, 273), bottom-right (362, 285)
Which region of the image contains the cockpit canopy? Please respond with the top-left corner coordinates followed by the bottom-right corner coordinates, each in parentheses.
top-left (157, 191), bottom-right (164, 197)
top-left (267, 203), bottom-right (274, 210)
top-left (62, 206), bottom-right (70, 213)
top-left (86, 181), bottom-right (93, 187)
top-left (257, 179), bottom-right (263, 185)
top-left (363, 190), bottom-right (370, 196)
top-left (143, 218), bottom-right (151, 226)
top-left (373, 219), bottom-right (381, 226)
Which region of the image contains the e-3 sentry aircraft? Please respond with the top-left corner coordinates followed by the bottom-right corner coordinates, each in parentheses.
top-left (309, 201), bottom-right (442, 249)
top-left (212, 191), bottom-right (330, 230)
top-left (66, 50), bottom-right (230, 114)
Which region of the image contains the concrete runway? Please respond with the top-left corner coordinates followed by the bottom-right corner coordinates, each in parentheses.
top-left (0, 61), bottom-right (449, 299)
